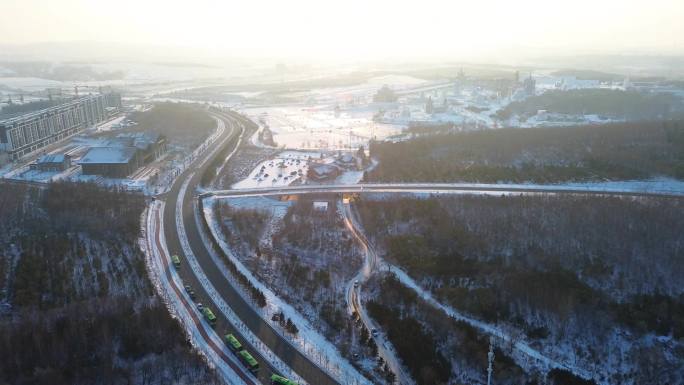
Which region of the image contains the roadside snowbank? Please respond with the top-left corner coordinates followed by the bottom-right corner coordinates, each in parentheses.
top-left (175, 178), bottom-right (308, 385)
top-left (141, 201), bottom-right (250, 385)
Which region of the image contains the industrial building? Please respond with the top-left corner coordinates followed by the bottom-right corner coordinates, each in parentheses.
top-left (0, 93), bottom-right (121, 161)
top-left (79, 147), bottom-right (139, 178)
top-left (79, 132), bottom-right (166, 178)
top-left (115, 132), bottom-right (167, 164)
top-left (30, 153), bottom-right (71, 172)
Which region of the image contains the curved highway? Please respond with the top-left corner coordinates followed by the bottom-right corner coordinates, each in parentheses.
top-left (147, 201), bottom-right (258, 384)
top-left (160, 110), bottom-right (341, 385)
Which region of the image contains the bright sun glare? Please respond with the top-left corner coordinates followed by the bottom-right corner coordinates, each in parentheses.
top-left (1, 0), bottom-right (683, 60)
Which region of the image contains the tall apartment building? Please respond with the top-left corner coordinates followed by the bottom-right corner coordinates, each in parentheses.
top-left (0, 93), bottom-right (120, 160)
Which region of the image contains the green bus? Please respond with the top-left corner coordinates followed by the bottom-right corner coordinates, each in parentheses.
top-left (202, 307), bottom-right (217, 326)
top-left (270, 374), bottom-right (298, 385)
top-left (171, 254), bottom-right (181, 267)
top-left (224, 333), bottom-right (242, 352)
top-left (238, 350), bottom-right (259, 373)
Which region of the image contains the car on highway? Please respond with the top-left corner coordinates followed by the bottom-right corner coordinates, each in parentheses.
top-left (202, 307), bottom-right (217, 326)
top-left (171, 254), bottom-right (181, 267)
top-left (184, 285), bottom-right (197, 299)
top-left (197, 302), bottom-right (203, 311)
top-left (224, 333), bottom-right (243, 353)
top-left (238, 350), bottom-right (259, 373)
top-left (270, 373), bottom-right (298, 385)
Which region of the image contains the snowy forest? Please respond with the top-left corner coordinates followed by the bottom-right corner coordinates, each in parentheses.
top-left (366, 120), bottom-right (684, 183)
top-left (354, 194), bottom-right (684, 384)
top-left (0, 182), bottom-right (220, 384)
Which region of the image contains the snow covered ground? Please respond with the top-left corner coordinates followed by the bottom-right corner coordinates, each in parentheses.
top-left (220, 196), bottom-right (293, 218)
top-left (236, 76), bottom-right (436, 151)
top-left (8, 168), bottom-right (67, 182)
top-left (334, 169), bottom-right (364, 184)
top-left (94, 116), bottom-right (127, 132)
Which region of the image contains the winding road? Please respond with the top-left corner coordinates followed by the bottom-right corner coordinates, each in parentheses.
top-left (341, 201), bottom-right (414, 385)
top-left (157, 109), bottom-right (342, 385)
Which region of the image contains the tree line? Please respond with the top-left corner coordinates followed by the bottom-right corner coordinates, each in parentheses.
top-left (366, 120), bottom-right (684, 183)
top-left (496, 89), bottom-right (681, 120)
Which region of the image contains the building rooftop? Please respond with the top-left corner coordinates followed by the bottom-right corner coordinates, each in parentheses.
top-left (311, 164), bottom-right (338, 176)
top-left (37, 153), bottom-right (67, 164)
top-left (0, 94), bottom-right (106, 126)
top-left (338, 154), bottom-right (355, 163)
top-left (79, 146), bottom-right (137, 164)
top-left (116, 132), bottom-right (162, 150)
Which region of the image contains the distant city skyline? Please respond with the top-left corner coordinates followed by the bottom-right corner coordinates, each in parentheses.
top-left (1, 0), bottom-right (683, 62)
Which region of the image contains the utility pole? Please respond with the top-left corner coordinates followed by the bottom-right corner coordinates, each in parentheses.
top-left (487, 336), bottom-right (495, 385)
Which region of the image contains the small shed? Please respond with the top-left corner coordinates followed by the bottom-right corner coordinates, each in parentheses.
top-left (32, 153), bottom-right (71, 172)
top-left (308, 164), bottom-right (339, 181)
top-left (313, 201), bottom-right (329, 211)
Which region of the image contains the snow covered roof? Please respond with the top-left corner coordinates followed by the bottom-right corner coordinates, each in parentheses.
top-left (79, 146), bottom-right (137, 164)
top-left (103, 137), bottom-right (134, 147)
top-left (116, 132), bottom-right (161, 150)
top-left (37, 153), bottom-right (67, 164)
top-left (339, 154), bottom-right (354, 163)
top-left (311, 164), bottom-right (337, 176)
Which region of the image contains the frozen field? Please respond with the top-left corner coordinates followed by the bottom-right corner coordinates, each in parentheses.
top-left (239, 75), bottom-right (442, 151)
top-left (244, 105), bottom-right (403, 150)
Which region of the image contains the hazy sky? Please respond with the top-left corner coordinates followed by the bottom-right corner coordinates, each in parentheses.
top-left (1, 0), bottom-right (683, 60)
